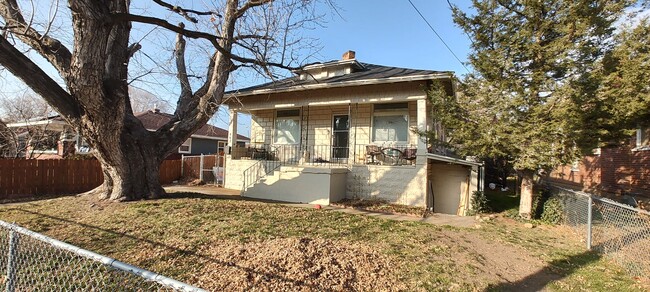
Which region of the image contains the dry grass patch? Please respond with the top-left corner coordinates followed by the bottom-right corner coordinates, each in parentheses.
top-left (0, 192), bottom-right (645, 291)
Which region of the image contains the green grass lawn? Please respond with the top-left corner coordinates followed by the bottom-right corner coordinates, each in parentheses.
top-left (0, 192), bottom-right (645, 291)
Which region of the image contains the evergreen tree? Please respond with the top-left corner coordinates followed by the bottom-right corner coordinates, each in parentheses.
top-left (600, 18), bottom-right (650, 133)
top-left (434, 0), bottom-right (632, 217)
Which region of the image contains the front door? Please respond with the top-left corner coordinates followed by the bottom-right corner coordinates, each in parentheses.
top-left (332, 115), bottom-right (349, 159)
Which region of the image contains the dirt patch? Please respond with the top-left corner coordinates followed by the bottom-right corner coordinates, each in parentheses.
top-left (189, 237), bottom-right (405, 291)
top-left (442, 230), bottom-right (560, 290)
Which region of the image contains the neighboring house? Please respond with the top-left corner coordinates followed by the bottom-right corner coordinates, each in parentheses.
top-left (548, 126), bottom-right (650, 203)
top-left (5, 109), bottom-right (249, 159)
top-left (223, 51), bottom-right (483, 215)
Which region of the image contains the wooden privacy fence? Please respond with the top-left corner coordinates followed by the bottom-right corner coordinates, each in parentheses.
top-left (182, 154), bottom-right (224, 184)
top-left (0, 159), bottom-right (181, 200)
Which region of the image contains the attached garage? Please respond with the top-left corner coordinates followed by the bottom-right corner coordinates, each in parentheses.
top-left (426, 154), bottom-right (483, 216)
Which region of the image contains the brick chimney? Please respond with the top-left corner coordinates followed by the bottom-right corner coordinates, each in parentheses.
top-left (342, 50), bottom-right (356, 60)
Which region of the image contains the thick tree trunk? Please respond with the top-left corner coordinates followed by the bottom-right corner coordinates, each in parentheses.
top-left (518, 169), bottom-right (535, 218)
top-left (84, 114), bottom-right (169, 201)
top-left (90, 136), bottom-right (167, 201)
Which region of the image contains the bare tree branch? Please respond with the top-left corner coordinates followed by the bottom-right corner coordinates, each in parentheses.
top-left (152, 0), bottom-right (221, 23)
top-left (0, 0), bottom-right (72, 75)
top-left (174, 27), bottom-right (193, 117)
top-left (0, 35), bottom-right (79, 121)
top-left (236, 0), bottom-right (273, 18)
top-left (113, 13), bottom-right (223, 43)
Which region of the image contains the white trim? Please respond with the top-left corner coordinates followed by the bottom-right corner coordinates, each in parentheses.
top-left (143, 128), bottom-right (249, 142)
top-left (6, 119), bottom-right (67, 128)
top-left (226, 73), bottom-right (452, 98)
top-left (426, 153), bottom-right (483, 167)
top-left (296, 59), bottom-right (362, 72)
top-left (178, 138), bottom-right (192, 154)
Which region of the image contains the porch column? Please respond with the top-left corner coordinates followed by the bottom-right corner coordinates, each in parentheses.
top-left (227, 109), bottom-right (238, 154)
top-left (416, 99), bottom-right (427, 164)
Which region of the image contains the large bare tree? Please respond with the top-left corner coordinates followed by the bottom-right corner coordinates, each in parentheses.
top-left (0, 0), bottom-right (327, 200)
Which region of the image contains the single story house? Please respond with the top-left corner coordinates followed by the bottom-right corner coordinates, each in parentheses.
top-left (223, 51), bottom-right (483, 215)
top-left (6, 109), bottom-right (249, 159)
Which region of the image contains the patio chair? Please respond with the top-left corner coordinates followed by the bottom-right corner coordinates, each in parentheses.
top-left (402, 148), bottom-right (417, 165)
top-left (366, 145), bottom-right (383, 164)
top-left (251, 147), bottom-right (268, 160)
top-left (382, 148), bottom-right (403, 165)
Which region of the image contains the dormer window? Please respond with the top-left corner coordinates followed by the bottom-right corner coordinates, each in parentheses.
top-left (296, 50), bottom-right (364, 81)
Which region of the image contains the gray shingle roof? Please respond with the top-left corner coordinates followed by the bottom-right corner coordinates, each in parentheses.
top-left (228, 62), bottom-right (452, 96)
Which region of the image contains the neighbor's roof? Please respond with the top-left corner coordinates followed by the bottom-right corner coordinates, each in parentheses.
top-left (227, 62), bottom-right (453, 97)
top-left (135, 110), bottom-right (249, 141)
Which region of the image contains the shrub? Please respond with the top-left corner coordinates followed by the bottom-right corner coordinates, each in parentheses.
top-left (531, 187), bottom-right (552, 219)
top-left (469, 191), bottom-right (491, 215)
top-left (541, 196), bottom-right (565, 224)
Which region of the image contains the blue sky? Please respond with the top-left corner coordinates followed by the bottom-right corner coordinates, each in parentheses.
top-left (307, 0), bottom-right (472, 76)
top-left (1, 0), bottom-right (474, 136)
top-left (224, 0), bottom-right (474, 134)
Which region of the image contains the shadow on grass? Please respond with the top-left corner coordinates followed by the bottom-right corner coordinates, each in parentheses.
top-left (162, 191), bottom-right (296, 206)
top-left (485, 250), bottom-right (602, 291)
top-left (0, 194), bottom-right (76, 205)
top-left (7, 207), bottom-right (323, 289)
top-left (485, 190), bottom-right (519, 213)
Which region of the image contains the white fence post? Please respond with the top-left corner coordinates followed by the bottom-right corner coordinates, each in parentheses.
top-left (199, 154), bottom-right (204, 182)
top-left (6, 228), bottom-right (19, 292)
top-left (181, 154), bottom-right (185, 177)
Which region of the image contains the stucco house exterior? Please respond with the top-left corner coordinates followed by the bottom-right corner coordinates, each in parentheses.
top-left (6, 109), bottom-right (249, 159)
top-left (223, 51), bottom-right (483, 215)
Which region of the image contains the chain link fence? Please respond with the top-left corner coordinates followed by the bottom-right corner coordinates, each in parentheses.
top-left (0, 220), bottom-right (205, 291)
top-left (551, 187), bottom-right (650, 278)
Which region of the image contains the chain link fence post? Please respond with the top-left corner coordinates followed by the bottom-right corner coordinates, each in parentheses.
top-left (6, 228), bottom-right (18, 292)
top-left (586, 195), bottom-right (592, 250)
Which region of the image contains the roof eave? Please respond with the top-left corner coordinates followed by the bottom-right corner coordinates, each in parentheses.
top-left (427, 153), bottom-right (483, 167)
top-left (225, 72), bottom-right (453, 99)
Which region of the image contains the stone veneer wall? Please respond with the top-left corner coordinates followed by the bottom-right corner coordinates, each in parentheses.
top-left (224, 156), bottom-right (259, 191)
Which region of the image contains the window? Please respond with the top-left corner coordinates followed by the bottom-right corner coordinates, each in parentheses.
top-left (372, 103), bottom-right (409, 143)
top-left (274, 109), bottom-right (300, 144)
top-left (636, 126), bottom-right (649, 149)
top-left (179, 138), bottom-right (191, 153)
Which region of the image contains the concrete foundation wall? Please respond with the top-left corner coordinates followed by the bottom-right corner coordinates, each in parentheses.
top-left (243, 166), bottom-right (349, 205)
top-left (346, 163), bottom-right (427, 207)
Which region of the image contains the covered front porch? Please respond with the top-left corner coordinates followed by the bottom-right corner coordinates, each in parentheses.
top-left (222, 96), bottom-right (432, 206)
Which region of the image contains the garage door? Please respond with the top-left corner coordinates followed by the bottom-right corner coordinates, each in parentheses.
top-left (429, 164), bottom-right (470, 215)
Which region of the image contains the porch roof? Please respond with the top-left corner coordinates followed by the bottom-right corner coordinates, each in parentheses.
top-left (226, 62), bottom-right (452, 98)
top-left (426, 153), bottom-right (483, 167)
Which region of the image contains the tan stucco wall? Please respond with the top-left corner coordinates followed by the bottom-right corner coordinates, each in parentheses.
top-left (242, 166), bottom-right (349, 205)
top-left (347, 164), bottom-right (428, 207)
top-left (248, 101), bottom-right (421, 154)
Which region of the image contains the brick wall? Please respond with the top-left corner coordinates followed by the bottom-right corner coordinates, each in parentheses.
top-left (549, 143), bottom-right (649, 197)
